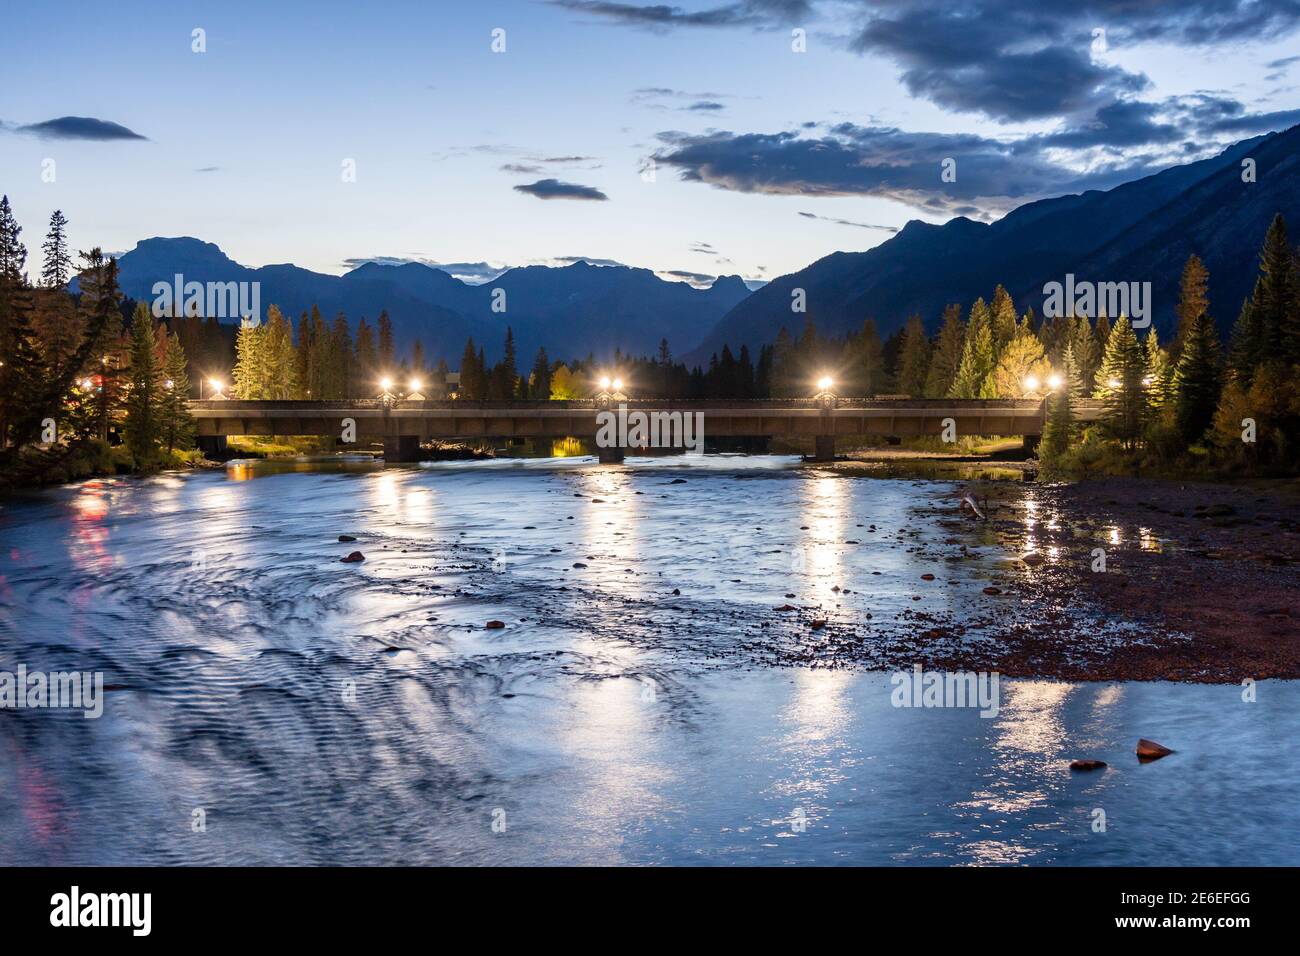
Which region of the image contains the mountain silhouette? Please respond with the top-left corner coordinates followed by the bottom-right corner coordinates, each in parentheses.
top-left (688, 123), bottom-right (1300, 361)
top-left (110, 239), bottom-right (751, 363)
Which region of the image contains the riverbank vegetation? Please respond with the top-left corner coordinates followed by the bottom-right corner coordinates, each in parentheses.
top-left (0, 199), bottom-right (199, 487)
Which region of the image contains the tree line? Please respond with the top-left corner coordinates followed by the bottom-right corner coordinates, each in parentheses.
top-left (4, 194), bottom-right (1297, 479)
top-left (0, 199), bottom-right (195, 481)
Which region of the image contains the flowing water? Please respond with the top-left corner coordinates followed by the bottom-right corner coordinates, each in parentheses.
top-left (1, 456), bottom-right (1296, 865)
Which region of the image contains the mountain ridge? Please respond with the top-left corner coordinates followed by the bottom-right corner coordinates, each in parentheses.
top-left (687, 125), bottom-right (1297, 362)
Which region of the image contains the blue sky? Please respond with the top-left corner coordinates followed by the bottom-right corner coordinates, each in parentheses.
top-left (3, 0), bottom-right (1300, 285)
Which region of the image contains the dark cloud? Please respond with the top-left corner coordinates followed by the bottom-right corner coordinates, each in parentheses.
top-left (687, 100), bottom-right (726, 111)
top-left (661, 269), bottom-right (717, 285)
top-left (195, 166), bottom-right (221, 173)
top-left (552, 0), bottom-right (811, 30)
top-left (653, 122), bottom-right (1169, 217)
top-left (513, 178), bottom-right (610, 200)
top-left (15, 116), bottom-right (147, 141)
top-left (567, 2), bottom-right (1300, 127)
top-left (501, 163), bottom-right (543, 173)
top-left (798, 211), bottom-right (898, 232)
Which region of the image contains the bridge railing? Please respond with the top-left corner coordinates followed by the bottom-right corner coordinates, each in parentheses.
top-left (189, 397), bottom-right (1074, 411)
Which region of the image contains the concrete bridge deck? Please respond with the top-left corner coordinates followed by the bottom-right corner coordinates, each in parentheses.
top-left (189, 397), bottom-right (1106, 461)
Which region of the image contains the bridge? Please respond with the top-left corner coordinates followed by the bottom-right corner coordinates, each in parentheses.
top-left (188, 397), bottom-right (1108, 462)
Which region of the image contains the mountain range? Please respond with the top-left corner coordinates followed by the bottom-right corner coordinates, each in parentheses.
top-left (110, 239), bottom-right (754, 364)
top-left (109, 122), bottom-right (1300, 366)
top-left (692, 123), bottom-right (1300, 361)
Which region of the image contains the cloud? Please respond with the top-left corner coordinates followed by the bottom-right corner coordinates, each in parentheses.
top-left (631, 87), bottom-right (735, 112)
top-left (652, 122), bottom-right (1167, 217)
top-left (552, 255), bottom-right (627, 267)
top-left (195, 166), bottom-right (221, 173)
top-left (342, 256), bottom-right (509, 284)
top-left (661, 269), bottom-right (718, 286)
top-left (798, 211), bottom-right (898, 232)
top-left (513, 178), bottom-right (610, 200)
top-left (14, 116), bottom-right (148, 141)
top-left (568, 2), bottom-right (1300, 129)
top-left (501, 163), bottom-right (543, 173)
top-left (552, 0), bottom-right (811, 31)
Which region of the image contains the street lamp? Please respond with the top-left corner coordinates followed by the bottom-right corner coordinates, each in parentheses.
top-left (207, 378), bottom-right (226, 400)
top-left (1047, 373), bottom-right (1063, 391)
top-left (595, 373), bottom-right (626, 407)
top-left (814, 375), bottom-right (837, 408)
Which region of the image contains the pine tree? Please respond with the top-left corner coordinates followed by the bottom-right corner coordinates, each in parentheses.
top-left (39, 209), bottom-right (72, 289)
top-left (1059, 339), bottom-right (1085, 399)
top-left (896, 315), bottom-right (930, 397)
top-left (1173, 253), bottom-right (1209, 361)
top-left (232, 320), bottom-right (268, 399)
top-left (33, 211), bottom-right (83, 386)
top-left (159, 330), bottom-right (194, 453)
top-left (459, 337), bottom-right (480, 399)
top-left (856, 319), bottom-right (886, 395)
top-left (924, 304), bottom-right (964, 397)
top-left (1143, 327), bottom-right (1174, 411)
top-left (1172, 310), bottom-right (1222, 445)
top-left (1040, 388), bottom-right (1074, 465)
top-left (989, 284), bottom-right (1018, 353)
top-left (1069, 315), bottom-right (1099, 393)
top-left (124, 304), bottom-right (164, 466)
top-left (77, 249), bottom-right (126, 442)
top-left (1096, 316), bottom-right (1147, 448)
top-left (1252, 214), bottom-right (1298, 360)
top-left (353, 317), bottom-right (377, 396)
top-left (489, 327), bottom-right (518, 399)
top-left (264, 305), bottom-right (298, 399)
top-left (1227, 295), bottom-right (1263, 387)
top-left (950, 298), bottom-right (995, 398)
top-left (529, 347), bottom-right (551, 399)
top-left (326, 313), bottom-right (352, 399)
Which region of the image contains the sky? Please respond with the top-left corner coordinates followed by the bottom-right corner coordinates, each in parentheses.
top-left (3, 0), bottom-right (1300, 287)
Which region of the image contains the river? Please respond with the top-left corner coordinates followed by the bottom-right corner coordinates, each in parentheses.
top-left (1, 456), bottom-right (1295, 865)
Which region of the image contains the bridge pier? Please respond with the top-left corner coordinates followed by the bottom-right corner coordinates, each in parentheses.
top-left (196, 435), bottom-right (227, 459)
top-left (597, 445), bottom-right (625, 464)
top-left (812, 435), bottom-right (836, 462)
top-left (1023, 434), bottom-right (1041, 454)
top-left (382, 435), bottom-right (422, 463)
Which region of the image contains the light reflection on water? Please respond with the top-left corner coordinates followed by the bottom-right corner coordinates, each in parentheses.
top-left (0, 456), bottom-right (1295, 865)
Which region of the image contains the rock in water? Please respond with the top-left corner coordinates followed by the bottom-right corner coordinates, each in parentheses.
top-left (1070, 759), bottom-right (1107, 771)
top-left (338, 534), bottom-right (357, 542)
top-left (1021, 551), bottom-right (1045, 567)
top-left (340, 551), bottom-right (365, 563)
top-left (485, 620), bottom-right (505, 629)
top-left (1136, 738), bottom-right (1174, 760)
